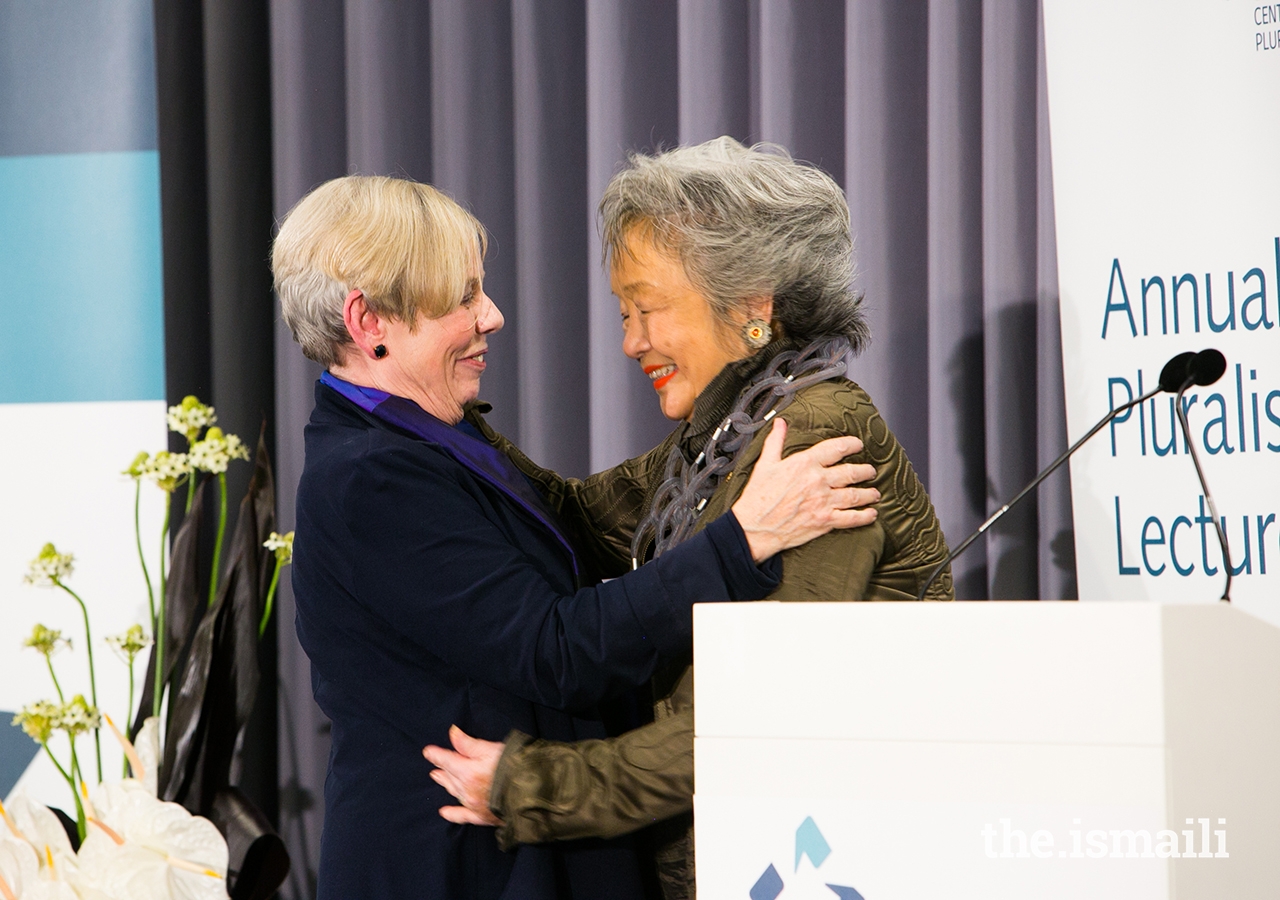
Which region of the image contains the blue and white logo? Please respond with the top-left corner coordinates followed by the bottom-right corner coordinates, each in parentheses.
top-left (748, 816), bottom-right (865, 900)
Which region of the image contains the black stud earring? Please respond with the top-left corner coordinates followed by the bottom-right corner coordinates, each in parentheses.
top-left (374, 344), bottom-right (388, 359)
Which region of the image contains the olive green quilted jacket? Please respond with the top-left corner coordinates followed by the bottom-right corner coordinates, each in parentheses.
top-left (465, 376), bottom-right (953, 899)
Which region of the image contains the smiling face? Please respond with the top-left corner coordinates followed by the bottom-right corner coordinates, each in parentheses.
top-left (382, 261), bottom-right (504, 423)
top-left (611, 230), bottom-right (755, 421)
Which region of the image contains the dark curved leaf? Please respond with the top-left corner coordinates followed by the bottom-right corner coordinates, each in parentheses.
top-left (208, 787), bottom-right (290, 900)
top-left (160, 434), bottom-right (276, 813)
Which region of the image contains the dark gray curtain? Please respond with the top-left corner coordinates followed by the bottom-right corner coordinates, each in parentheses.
top-left (154, 0), bottom-right (279, 834)
top-left (267, 1), bottom-right (1074, 895)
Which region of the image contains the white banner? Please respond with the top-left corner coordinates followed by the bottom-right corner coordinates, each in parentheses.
top-left (0, 401), bottom-right (167, 804)
top-left (1044, 0), bottom-right (1280, 622)
top-left (0, 3), bottom-right (167, 805)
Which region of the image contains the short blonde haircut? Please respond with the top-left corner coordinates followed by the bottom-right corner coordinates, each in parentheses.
top-left (272, 175), bottom-right (487, 368)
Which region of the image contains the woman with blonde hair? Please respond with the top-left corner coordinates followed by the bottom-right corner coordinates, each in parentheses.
top-left (274, 173), bottom-right (879, 900)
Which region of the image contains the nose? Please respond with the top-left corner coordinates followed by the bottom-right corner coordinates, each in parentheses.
top-left (621, 314), bottom-right (648, 360)
top-left (476, 291), bottom-right (504, 334)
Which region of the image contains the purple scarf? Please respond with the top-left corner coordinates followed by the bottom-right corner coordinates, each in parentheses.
top-left (320, 372), bottom-right (580, 578)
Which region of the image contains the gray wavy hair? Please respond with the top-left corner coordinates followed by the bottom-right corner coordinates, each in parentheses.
top-left (600, 137), bottom-right (868, 351)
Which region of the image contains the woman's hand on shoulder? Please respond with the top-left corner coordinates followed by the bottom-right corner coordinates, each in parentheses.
top-left (731, 419), bottom-right (880, 562)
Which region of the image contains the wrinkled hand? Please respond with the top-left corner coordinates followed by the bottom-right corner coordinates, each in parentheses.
top-left (423, 725), bottom-right (505, 826)
top-left (731, 418), bottom-right (879, 562)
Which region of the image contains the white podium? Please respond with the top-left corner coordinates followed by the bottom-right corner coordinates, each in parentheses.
top-left (693, 602), bottom-right (1280, 900)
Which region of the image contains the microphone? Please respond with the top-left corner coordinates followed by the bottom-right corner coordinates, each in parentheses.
top-left (917, 349), bottom-right (1228, 601)
top-left (1185, 347), bottom-right (1227, 388)
top-left (1157, 350), bottom-right (1197, 392)
top-left (1173, 349), bottom-right (1232, 601)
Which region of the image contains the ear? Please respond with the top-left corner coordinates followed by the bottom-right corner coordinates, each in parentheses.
top-left (745, 295), bottom-right (774, 323)
top-left (342, 289), bottom-right (388, 359)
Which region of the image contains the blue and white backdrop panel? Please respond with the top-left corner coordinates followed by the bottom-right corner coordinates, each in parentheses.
top-left (0, 0), bottom-right (167, 805)
top-left (1044, 0), bottom-right (1280, 619)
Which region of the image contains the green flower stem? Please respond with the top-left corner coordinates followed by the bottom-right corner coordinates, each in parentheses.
top-left (44, 741), bottom-right (72, 783)
top-left (56, 581), bottom-right (101, 783)
top-left (259, 560), bottom-right (282, 638)
top-left (154, 501), bottom-right (170, 719)
top-left (43, 740), bottom-right (85, 841)
top-left (63, 739), bottom-right (87, 842)
top-left (208, 473), bottom-right (228, 608)
top-left (44, 656), bottom-right (66, 703)
top-left (134, 481), bottom-right (156, 628)
top-left (185, 472), bottom-right (196, 514)
top-left (123, 659), bottom-right (135, 777)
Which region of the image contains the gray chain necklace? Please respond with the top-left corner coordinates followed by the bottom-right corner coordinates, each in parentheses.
top-left (631, 335), bottom-right (852, 568)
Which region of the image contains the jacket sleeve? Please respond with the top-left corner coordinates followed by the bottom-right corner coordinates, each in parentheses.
top-left (465, 406), bottom-right (673, 578)
top-left (766, 394), bottom-right (885, 600)
top-left (490, 710), bottom-right (694, 850)
top-left (341, 440), bottom-right (778, 714)
top-left (698, 386), bottom-right (888, 601)
top-left (479, 385), bottom-right (911, 845)
top-left (762, 384), bottom-right (952, 602)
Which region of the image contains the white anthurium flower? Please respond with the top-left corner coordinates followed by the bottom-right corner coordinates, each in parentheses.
top-left (74, 781), bottom-right (228, 900)
top-left (9, 856), bottom-right (80, 900)
top-left (131, 718), bottom-right (161, 798)
top-left (0, 798), bottom-right (79, 896)
top-left (0, 831), bottom-right (39, 900)
top-left (0, 797), bottom-right (77, 887)
top-left (0, 837), bottom-right (77, 900)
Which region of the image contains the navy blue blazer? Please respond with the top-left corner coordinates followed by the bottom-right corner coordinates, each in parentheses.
top-left (294, 382), bottom-right (778, 900)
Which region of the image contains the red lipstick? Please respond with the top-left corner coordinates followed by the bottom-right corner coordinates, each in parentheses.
top-left (643, 363), bottom-right (677, 391)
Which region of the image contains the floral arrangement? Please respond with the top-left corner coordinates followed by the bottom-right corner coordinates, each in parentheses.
top-left (3, 397), bottom-right (293, 900)
top-left (0, 721), bottom-right (226, 900)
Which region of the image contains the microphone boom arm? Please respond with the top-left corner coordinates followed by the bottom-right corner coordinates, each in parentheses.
top-left (916, 384), bottom-right (1163, 601)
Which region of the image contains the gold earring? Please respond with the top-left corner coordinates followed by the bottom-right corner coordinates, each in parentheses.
top-left (742, 318), bottom-right (772, 350)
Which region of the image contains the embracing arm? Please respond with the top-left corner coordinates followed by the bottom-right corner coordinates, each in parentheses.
top-left (490, 710), bottom-right (693, 848)
top-left (469, 406), bottom-right (881, 578)
top-left (344, 419), bottom-right (870, 714)
top-left (343, 440), bottom-right (777, 714)
top-left (464, 405), bottom-right (666, 576)
top-left (424, 710), bottom-right (693, 847)
top-left (422, 391), bottom-right (906, 841)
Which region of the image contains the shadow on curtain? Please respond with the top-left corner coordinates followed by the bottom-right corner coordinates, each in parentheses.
top-left (255, 1), bottom-right (1075, 896)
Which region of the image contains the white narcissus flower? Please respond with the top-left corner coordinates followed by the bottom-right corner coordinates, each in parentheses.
top-left (188, 429), bottom-right (249, 476)
top-left (138, 452), bottom-right (192, 495)
top-left (53, 697), bottom-right (99, 738)
top-left (122, 452), bottom-right (150, 481)
top-left (23, 625), bottom-right (70, 658)
top-left (263, 532), bottom-right (294, 564)
top-left (12, 702), bottom-right (58, 745)
top-left (74, 782), bottom-right (228, 900)
top-left (105, 626), bottom-right (152, 666)
top-left (22, 545), bottom-right (74, 588)
top-left (167, 397), bottom-right (216, 446)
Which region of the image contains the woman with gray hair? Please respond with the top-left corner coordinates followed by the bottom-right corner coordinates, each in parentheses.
top-left (424, 137), bottom-right (953, 899)
top-left (276, 172), bottom-right (878, 900)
